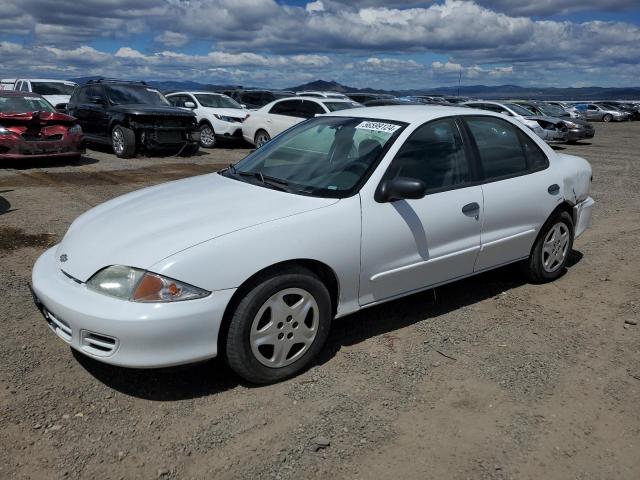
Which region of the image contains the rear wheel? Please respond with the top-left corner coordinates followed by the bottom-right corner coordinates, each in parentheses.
top-left (111, 125), bottom-right (136, 158)
top-left (524, 211), bottom-right (574, 283)
top-left (199, 123), bottom-right (216, 148)
top-left (254, 130), bottom-right (271, 148)
top-left (224, 268), bottom-right (332, 384)
top-left (602, 114), bottom-right (613, 122)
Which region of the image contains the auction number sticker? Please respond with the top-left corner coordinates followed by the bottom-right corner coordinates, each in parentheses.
top-left (355, 121), bottom-right (400, 134)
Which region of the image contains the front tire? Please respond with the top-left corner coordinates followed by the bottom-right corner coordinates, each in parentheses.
top-left (111, 125), bottom-right (136, 158)
top-left (224, 268), bottom-right (332, 384)
top-left (254, 130), bottom-right (271, 148)
top-left (602, 114), bottom-right (613, 122)
top-left (524, 211), bottom-right (574, 283)
top-left (199, 123), bottom-right (216, 148)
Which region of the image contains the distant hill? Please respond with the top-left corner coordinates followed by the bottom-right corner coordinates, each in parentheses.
top-left (68, 77), bottom-right (640, 100)
top-left (288, 80), bottom-right (640, 100)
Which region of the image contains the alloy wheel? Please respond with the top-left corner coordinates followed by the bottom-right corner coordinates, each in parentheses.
top-left (112, 128), bottom-right (124, 155)
top-left (249, 288), bottom-right (319, 368)
top-left (200, 125), bottom-right (216, 148)
top-left (542, 222), bottom-right (570, 273)
top-left (255, 132), bottom-right (270, 147)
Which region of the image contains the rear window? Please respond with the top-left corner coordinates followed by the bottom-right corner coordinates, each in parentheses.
top-left (322, 101), bottom-right (359, 112)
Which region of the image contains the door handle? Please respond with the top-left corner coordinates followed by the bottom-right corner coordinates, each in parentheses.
top-left (547, 184), bottom-right (560, 195)
top-left (462, 202), bottom-right (480, 219)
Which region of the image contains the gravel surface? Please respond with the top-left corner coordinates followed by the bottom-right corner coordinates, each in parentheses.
top-left (1, 125), bottom-right (639, 479)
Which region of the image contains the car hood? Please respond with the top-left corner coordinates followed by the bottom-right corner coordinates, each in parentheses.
top-left (0, 110), bottom-right (76, 125)
top-left (42, 94), bottom-right (71, 106)
top-left (55, 173), bottom-right (338, 282)
top-left (110, 104), bottom-right (196, 117)
top-left (202, 107), bottom-right (248, 118)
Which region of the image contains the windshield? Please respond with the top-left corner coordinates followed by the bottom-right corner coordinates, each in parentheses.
top-left (195, 94), bottom-right (242, 109)
top-left (224, 116), bottom-right (406, 197)
top-left (504, 103), bottom-right (535, 116)
top-left (536, 103), bottom-right (567, 117)
top-left (105, 85), bottom-right (170, 106)
top-left (322, 101), bottom-right (360, 112)
top-left (0, 96), bottom-right (55, 113)
top-left (31, 82), bottom-right (76, 96)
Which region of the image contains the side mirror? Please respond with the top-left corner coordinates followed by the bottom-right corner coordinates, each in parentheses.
top-left (376, 177), bottom-right (427, 203)
top-left (184, 101), bottom-right (196, 109)
top-left (89, 96), bottom-right (103, 104)
top-left (55, 103), bottom-right (68, 113)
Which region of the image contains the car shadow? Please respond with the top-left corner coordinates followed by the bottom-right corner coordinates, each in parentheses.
top-left (2, 155), bottom-right (99, 170)
top-left (74, 251), bottom-right (583, 400)
top-left (0, 190), bottom-right (14, 215)
top-left (86, 143), bottom-right (208, 158)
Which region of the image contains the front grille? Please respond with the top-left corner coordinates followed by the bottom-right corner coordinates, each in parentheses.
top-left (44, 309), bottom-right (72, 342)
top-left (80, 330), bottom-right (119, 357)
top-left (154, 130), bottom-right (183, 143)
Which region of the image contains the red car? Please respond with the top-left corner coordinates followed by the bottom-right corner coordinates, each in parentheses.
top-left (0, 91), bottom-right (84, 161)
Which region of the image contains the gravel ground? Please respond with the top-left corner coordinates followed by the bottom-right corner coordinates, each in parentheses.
top-left (1, 124), bottom-right (639, 480)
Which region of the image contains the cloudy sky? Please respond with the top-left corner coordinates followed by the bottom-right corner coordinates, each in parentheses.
top-left (1, 0), bottom-right (639, 89)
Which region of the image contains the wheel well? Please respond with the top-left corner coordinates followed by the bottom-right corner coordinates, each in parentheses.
top-left (217, 259), bottom-right (339, 354)
top-left (529, 201), bottom-right (575, 257)
top-left (199, 119), bottom-right (213, 128)
top-left (254, 129), bottom-right (268, 140)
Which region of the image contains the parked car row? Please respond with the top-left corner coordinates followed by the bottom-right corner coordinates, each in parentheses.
top-left (1, 76), bottom-right (638, 163)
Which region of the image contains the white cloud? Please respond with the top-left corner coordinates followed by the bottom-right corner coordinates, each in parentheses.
top-left (154, 30), bottom-right (189, 48)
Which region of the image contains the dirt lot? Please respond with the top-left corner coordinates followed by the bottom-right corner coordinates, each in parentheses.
top-left (1, 125), bottom-right (639, 480)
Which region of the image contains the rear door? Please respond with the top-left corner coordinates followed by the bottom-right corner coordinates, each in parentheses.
top-left (267, 100), bottom-right (305, 137)
top-left (461, 115), bottom-right (558, 271)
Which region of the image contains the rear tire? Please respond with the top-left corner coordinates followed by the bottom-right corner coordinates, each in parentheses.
top-left (111, 125), bottom-right (136, 158)
top-left (254, 130), bottom-right (271, 148)
top-left (602, 114), bottom-right (612, 122)
top-left (524, 211), bottom-right (574, 283)
top-left (224, 268), bottom-right (332, 384)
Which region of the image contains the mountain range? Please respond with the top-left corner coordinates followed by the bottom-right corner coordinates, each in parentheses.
top-left (69, 77), bottom-right (640, 100)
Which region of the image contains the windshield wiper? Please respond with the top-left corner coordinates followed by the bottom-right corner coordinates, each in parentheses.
top-left (236, 170), bottom-right (290, 191)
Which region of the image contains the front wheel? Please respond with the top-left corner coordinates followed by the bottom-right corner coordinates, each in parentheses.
top-left (254, 130), bottom-right (271, 148)
top-left (224, 269), bottom-right (332, 384)
top-left (602, 114), bottom-right (613, 122)
top-left (111, 125), bottom-right (136, 158)
top-left (199, 123), bottom-right (216, 148)
top-left (524, 211), bottom-right (574, 283)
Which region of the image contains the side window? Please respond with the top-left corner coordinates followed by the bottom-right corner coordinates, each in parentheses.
top-left (84, 85), bottom-right (102, 103)
top-left (269, 100), bottom-right (303, 117)
top-left (168, 95), bottom-right (187, 107)
top-left (73, 86), bottom-right (88, 103)
top-left (21, 82), bottom-right (30, 92)
top-left (298, 100), bottom-right (325, 118)
top-left (388, 118), bottom-right (471, 192)
top-left (519, 132), bottom-right (549, 171)
top-left (242, 92), bottom-right (260, 105)
top-left (587, 105), bottom-right (598, 111)
top-left (465, 116), bottom-right (529, 180)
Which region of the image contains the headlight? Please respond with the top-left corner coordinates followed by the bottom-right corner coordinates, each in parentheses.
top-left (87, 265), bottom-right (210, 302)
top-left (214, 114), bottom-right (237, 122)
top-left (0, 126), bottom-right (13, 135)
top-left (564, 121), bottom-right (577, 128)
top-left (69, 124), bottom-right (82, 134)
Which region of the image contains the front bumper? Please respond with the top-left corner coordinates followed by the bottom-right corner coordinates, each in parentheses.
top-left (214, 122), bottom-right (243, 138)
top-left (567, 126), bottom-right (595, 142)
top-left (31, 247), bottom-right (236, 368)
top-left (574, 196), bottom-right (595, 239)
top-left (0, 134), bottom-right (84, 159)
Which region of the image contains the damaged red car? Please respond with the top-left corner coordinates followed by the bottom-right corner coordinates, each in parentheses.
top-left (0, 91), bottom-right (84, 161)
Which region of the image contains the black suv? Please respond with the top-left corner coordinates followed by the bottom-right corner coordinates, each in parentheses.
top-left (228, 89), bottom-right (294, 109)
top-left (67, 79), bottom-right (200, 158)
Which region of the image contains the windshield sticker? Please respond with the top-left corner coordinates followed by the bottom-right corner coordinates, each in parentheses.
top-left (355, 121), bottom-right (400, 134)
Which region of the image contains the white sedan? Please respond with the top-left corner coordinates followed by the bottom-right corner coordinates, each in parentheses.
top-left (166, 91), bottom-right (249, 148)
top-left (242, 96), bottom-right (361, 147)
top-left (31, 106), bottom-right (594, 384)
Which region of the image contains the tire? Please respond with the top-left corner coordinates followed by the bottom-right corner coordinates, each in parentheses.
top-left (602, 114), bottom-right (612, 123)
top-left (524, 211), bottom-right (574, 283)
top-left (111, 125), bottom-right (136, 158)
top-left (254, 130), bottom-right (271, 148)
top-left (224, 268), bottom-right (332, 384)
top-left (199, 123), bottom-right (216, 148)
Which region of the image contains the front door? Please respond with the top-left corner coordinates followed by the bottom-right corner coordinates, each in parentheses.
top-left (359, 117), bottom-right (483, 305)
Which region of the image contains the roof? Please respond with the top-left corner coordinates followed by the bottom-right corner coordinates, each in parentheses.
top-left (167, 91), bottom-right (230, 96)
top-left (16, 78), bottom-right (77, 84)
top-left (328, 105), bottom-right (484, 123)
